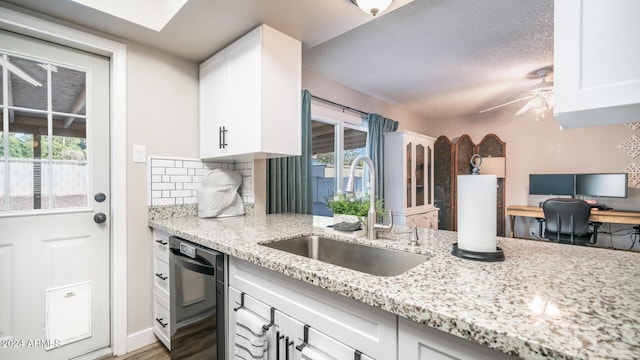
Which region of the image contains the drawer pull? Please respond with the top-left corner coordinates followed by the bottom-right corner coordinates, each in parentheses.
top-left (155, 239), bottom-right (168, 246)
top-left (155, 273), bottom-right (168, 281)
top-left (156, 317), bottom-right (168, 328)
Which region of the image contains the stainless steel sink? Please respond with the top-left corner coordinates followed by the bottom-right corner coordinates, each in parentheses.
top-left (260, 235), bottom-right (429, 276)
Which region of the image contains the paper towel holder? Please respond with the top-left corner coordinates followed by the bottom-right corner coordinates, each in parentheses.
top-left (451, 154), bottom-right (505, 262)
top-left (450, 243), bottom-right (504, 262)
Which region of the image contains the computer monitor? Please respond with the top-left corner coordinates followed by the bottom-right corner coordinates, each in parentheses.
top-left (529, 174), bottom-right (575, 196)
top-left (575, 173), bottom-right (628, 198)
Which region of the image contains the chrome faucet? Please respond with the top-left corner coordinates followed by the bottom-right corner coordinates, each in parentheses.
top-left (345, 155), bottom-right (393, 239)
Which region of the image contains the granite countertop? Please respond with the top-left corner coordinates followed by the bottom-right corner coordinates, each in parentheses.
top-left (149, 212), bottom-right (640, 359)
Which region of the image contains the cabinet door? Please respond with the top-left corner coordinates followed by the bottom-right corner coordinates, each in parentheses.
top-left (229, 287), bottom-right (284, 360)
top-left (415, 142), bottom-right (425, 207)
top-left (406, 141), bottom-right (413, 209)
top-left (227, 28), bottom-right (261, 156)
top-left (398, 317), bottom-right (515, 360)
top-left (199, 51), bottom-right (229, 158)
top-left (554, 0), bottom-right (640, 128)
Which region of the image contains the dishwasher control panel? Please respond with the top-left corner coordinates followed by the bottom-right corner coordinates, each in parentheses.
top-left (179, 243), bottom-right (196, 258)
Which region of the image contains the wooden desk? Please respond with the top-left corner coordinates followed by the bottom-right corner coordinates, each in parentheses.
top-left (506, 205), bottom-right (640, 238)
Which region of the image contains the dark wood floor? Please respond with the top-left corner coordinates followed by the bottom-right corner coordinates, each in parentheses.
top-left (96, 342), bottom-right (169, 360)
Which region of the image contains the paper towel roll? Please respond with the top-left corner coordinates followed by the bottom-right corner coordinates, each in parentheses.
top-left (457, 175), bottom-right (497, 252)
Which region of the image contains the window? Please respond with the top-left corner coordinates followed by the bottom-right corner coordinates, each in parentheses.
top-left (1, 52), bottom-right (88, 213)
top-left (311, 101), bottom-right (367, 216)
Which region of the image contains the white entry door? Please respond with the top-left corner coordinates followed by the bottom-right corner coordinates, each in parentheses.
top-left (0, 29), bottom-right (110, 360)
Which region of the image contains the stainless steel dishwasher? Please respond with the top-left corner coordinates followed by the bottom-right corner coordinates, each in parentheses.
top-left (169, 236), bottom-right (225, 359)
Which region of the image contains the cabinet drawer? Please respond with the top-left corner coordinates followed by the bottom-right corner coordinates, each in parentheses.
top-left (288, 316), bottom-right (375, 360)
top-left (153, 293), bottom-right (171, 350)
top-left (153, 252), bottom-right (170, 300)
top-left (153, 230), bottom-right (170, 254)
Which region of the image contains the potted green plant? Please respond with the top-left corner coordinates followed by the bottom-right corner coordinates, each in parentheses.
top-left (325, 192), bottom-right (384, 230)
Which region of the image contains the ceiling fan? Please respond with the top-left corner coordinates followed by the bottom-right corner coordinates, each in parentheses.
top-left (480, 67), bottom-right (554, 116)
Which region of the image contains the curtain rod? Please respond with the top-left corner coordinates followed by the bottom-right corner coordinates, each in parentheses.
top-left (311, 95), bottom-right (368, 117)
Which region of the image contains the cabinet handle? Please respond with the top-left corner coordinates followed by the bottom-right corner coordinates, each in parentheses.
top-left (285, 336), bottom-right (293, 360)
top-left (155, 239), bottom-right (167, 246)
top-left (219, 126), bottom-right (228, 149)
top-left (276, 331), bottom-right (284, 360)
top-left (155, 273), bottom-right (168, 281)
top-left (155, 317), bottom-right (168, 328)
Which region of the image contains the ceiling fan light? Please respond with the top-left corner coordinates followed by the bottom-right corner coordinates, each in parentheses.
top-left (352, 0), bottom-right (393, 16)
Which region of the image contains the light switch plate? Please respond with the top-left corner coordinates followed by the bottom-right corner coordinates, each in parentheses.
top-left (133, 144), bottom-right (146, 163)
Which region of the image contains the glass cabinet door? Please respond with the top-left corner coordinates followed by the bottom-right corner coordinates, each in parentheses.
top-left (427, 145), bottom-right (432, 205)
top-left (415, 143), bottom-right (425, 206)
top-left (406, 142), bottom-right (412, 208)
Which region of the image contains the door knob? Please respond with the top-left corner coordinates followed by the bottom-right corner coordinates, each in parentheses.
top-left (94, 213), bottom-right (107, 224)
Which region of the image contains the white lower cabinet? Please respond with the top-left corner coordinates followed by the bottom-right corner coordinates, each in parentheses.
top-left (228, 257), bottom-right (394, 359)
top-left (398, 317), bottom-right (516, 360)
top-left (152, 229), bottom-right (171, 350)
top-left (229, 256), bottom-right (518, 360)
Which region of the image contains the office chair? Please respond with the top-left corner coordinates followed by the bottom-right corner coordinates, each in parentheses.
top-left (542, 198), bottom-right (601, 245)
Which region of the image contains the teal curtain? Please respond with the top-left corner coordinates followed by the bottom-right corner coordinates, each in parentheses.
top-left (266, 90), bottom-right (313, 214)
top-left (366, 114), bottom-right (399, 202)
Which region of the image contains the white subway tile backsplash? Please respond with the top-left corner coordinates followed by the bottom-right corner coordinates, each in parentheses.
top-left (170, 175), bottom-right (192, 183)
top-left (148, 156), bottom-right (254, 207)
top-left (184, 161), bottom-right (204, 169)
top-left (166, 167), bottom-right (188, 175)
top-left (153, 183), bottom-right (175, 190)
top-left (183, 182), bottom-right (201, 190)
top-left (153, 198), bottom-right (176, 206)
top-left (151, 159), bottom-right (176, 167)
top-left (171, 190), bottom-right (193, 198)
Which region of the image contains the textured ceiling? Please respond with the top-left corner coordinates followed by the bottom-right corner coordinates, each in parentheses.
top-left (303, 0), bottom-right (554, 120)
top-left (2, 0), bottom-right (554, 121)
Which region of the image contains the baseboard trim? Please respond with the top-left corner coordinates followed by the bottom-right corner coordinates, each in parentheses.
top-left (126, 327), bottom-right (157, 353)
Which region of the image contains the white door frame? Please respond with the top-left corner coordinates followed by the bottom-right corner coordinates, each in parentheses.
top-left (0, 5), bottom-right (128, 356)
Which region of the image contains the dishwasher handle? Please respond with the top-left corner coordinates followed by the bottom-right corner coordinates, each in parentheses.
top-left (170, 248), bottom-right (215, 275)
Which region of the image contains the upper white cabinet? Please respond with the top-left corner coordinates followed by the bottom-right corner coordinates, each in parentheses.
top-left (554, 0), bottom-right (640, 129)
top-left (199, 24), bottom-right (301, 161)
top-left (384, 131), bottom-right (439, 229)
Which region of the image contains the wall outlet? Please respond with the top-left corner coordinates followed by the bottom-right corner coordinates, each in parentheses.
top-left (529, 227), bottom-right (536, 236)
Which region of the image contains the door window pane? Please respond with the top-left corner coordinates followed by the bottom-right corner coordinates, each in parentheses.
top-left (7, 56), bottom-right (48, 111)
top-left (406, 143), bottom-right (412, 207)
top-left (52, 66), bottom-right (86, 115)
top-left (311, 118), bottom-right (368, 217)
top-left (8, 160), bottom-right (50, 211)
top-left (8, 108), bottom-right (47, 159)
top-left (52, 162), bottom-right (87, 208)
top-left (416, 144), bottom-right (425, 206)
top-left (343, 127), bottom-right (367, 195)
top-left (311, 120), bottom-right (336, 216)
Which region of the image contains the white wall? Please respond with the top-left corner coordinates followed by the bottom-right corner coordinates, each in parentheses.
top-left (125, 42), bottom-right (200, 335)
top-left (302, 69), bottom-right (427, 131)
